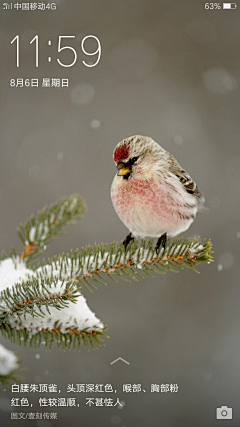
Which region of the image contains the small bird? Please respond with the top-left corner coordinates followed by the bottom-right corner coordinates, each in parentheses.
top-left (111, 135), bottom-right (205, 251)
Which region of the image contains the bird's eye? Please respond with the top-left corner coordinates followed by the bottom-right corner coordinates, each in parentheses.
top-left (130, 157), bottom-right (138, 164)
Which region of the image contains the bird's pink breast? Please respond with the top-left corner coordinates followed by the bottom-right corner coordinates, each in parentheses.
top-left (111, 176), bottom-right (185, 236)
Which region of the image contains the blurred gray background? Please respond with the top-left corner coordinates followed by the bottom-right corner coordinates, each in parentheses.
top-left (0, 0), bottom-right (240, 426)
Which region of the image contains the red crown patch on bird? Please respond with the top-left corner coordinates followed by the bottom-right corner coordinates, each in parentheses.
top-left (113, 145), bottom-right (130, 162)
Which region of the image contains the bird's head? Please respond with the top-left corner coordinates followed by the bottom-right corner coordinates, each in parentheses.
top-left (113, 135), bottom-right (167, 180)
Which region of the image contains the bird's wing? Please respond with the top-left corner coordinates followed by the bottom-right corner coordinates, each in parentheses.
top-left (168, 154), bottom-right (205, 206)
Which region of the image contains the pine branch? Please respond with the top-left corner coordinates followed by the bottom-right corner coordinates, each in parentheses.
top-left (0, 367), bottom-right (23, 390)
top-left (32, 236), bottom-right (213, 291)
top-left (0, 277), bottom-right (79, 324)
top-left (0, 275), bottom-right (107, 351)
top-left (15, 194), bottom-right (87, 266)
top-left (0, 323), bottom-right (108, 351)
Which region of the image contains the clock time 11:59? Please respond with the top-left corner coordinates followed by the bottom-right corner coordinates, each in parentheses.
top-left (10, 35), bottom-right (101, 68)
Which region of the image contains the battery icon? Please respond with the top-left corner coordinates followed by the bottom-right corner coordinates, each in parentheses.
top-left (223, 3), bottom-right (237, 8)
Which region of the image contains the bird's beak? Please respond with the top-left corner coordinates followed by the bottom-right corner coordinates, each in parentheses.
top-left (117, 167), bottom-right (131, 176)
top-left (117, 162), bottom-right (131, 176)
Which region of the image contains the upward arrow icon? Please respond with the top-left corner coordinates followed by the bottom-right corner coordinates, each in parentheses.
top-left (110, 357), bottom-right (130, 365)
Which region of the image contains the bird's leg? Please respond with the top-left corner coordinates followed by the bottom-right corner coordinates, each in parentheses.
top-left (155, 233), bottom-right (167, 253)
top-left (123, 232), bottom-right (134, 251)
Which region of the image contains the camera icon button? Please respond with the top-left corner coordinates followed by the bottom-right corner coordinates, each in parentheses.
top-left (216, 406), bottom-right (233, 420)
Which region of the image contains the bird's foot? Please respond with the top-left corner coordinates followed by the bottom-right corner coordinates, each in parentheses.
top-left (123, 232), bottom-right (134, 251)
top-left (155, 233), bottom-right (167, 253)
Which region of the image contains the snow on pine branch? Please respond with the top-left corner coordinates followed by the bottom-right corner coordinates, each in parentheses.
top-left (15, 194), bottom-right (87, 264)
top-left (31, 236), bottom-right (213, 290)
top-left (0, 236), bottom-right (212, 335)
top-left (0, 258), bottom-right (104, 336)
top-left (0, 343), bottom-right (19, 376)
